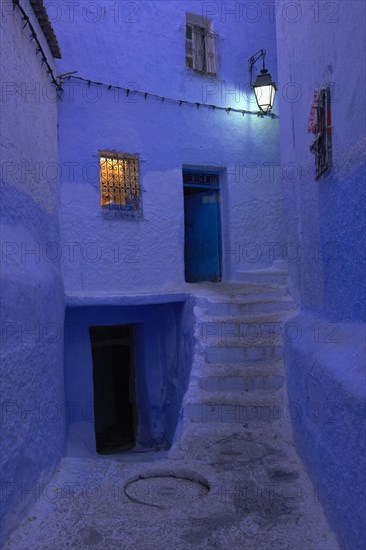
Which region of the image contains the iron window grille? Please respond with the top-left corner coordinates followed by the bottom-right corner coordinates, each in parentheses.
top-left (99, 152), bottom-right (142, 219)
top-left (311, 87), bottom-right (332, 179)
top-left (186, 14), bottom-right (217, 76)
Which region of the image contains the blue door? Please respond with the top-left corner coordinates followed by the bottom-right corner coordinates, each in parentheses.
top-left (183, 172), bottom-right (222, 282)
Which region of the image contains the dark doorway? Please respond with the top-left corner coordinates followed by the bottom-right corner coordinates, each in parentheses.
top-left (89, 324), bottom-right (136, 454)
top-left (183, 169), bottom-right (222, 282)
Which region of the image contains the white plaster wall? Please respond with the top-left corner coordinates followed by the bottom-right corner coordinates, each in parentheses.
top-left (47, 0), bottom-right (284, 293)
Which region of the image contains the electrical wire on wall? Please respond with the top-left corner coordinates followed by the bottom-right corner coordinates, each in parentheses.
top-left (13, 0), bottom-right (62, 91)
top-left (13, 0), bottom-right (278, 118)
top-left (60, 75), bottom-right (278, 119)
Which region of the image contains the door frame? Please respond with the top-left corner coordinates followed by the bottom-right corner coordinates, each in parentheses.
top-left (89, 323), bottom-right (138, 453)
top-left (182, 164), bottom-right (224, 282)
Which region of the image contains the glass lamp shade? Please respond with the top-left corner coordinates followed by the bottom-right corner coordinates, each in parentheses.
top-left (253, 69), bottom-right (277, 113)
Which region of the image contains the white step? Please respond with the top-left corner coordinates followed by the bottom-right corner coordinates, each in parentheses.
top-left (192, 281), bottom-right (286, 295)
top-left (235, 269), bottom-right (288, 285)
top-left (197, 310), bottom-right (295, 332)
top-left (194, 289), bottom-right (288, 311)
top-left (183, 384), bottom-right (287, 406)
top-left (197, 287), bottom-right (288, 302)
top-left (204, 297), bottom-right (295, 316)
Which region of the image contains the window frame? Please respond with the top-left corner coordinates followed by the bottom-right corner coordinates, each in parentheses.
top-left (314, 87), bottom-right (332, 180)
top-left (185, 13), bottom-right (217, 77)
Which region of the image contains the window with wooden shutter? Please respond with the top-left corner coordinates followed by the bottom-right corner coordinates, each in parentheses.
top-left (185, 14), bottom-right (217, 76)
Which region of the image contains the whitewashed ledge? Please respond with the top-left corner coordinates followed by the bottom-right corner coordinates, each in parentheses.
top-left (64, 280), bottom-right (289, 307)
top-left (65, 290), bottom-right (189, 307)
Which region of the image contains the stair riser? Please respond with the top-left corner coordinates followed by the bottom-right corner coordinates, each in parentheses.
top-left (196, 290), bottom-right (288, 308)
top-left (184, 403), bottom-right (283, 423)
top-left (222, 290), bottom-right (289, 300)
top-left (206, 346), bottom-right (283, 363)
top-left (199, 321), bottom-right (282, 344)
top-left (192, 368), bottom-right (286, 381)
top-left (198, 375), bottom-right (285, 392)
top-left (235, 273), bottom-right (288, 285)
top-left (205, 301), bottom-right (295, 316)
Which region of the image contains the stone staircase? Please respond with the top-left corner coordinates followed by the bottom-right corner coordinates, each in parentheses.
top-left (174, 275), bottom-right (298, 435)
top-left (163, 275), bottom-right (340, 549)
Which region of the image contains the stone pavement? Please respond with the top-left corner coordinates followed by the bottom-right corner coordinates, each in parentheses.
top-left (2, 435), bottom-right (341, 549)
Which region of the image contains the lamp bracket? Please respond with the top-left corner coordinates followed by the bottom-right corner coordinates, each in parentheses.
top-left (248, 49), bottom-right (267, 86)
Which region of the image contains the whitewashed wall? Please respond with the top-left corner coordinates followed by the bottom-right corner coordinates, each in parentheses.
top-left (47, 0), bottom-right (284, 294)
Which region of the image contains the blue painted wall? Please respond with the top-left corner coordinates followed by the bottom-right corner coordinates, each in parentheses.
top-left (0, 1), bottom-right (64, 544)
top-left (276, 1), bottom-right (366, 547)
top-left (284, 313), bottom-right (366, 550)
top-left (64, 298), bottom-right (194, 455)
top-left (319, 163), bottom-right (366, 321)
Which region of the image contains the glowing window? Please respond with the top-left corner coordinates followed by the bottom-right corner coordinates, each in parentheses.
top-left (99, 152), bottom-right (142, 217)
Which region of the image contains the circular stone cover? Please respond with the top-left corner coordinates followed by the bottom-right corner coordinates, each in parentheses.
top-left (124, 474), bottom-right (210, 508)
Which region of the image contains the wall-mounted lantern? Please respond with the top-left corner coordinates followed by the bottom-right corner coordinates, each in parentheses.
top-left (248, 49), bottom-right (277, 113)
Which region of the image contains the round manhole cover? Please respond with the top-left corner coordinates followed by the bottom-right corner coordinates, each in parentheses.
top-left (124, 475), bottom-right (209, 508)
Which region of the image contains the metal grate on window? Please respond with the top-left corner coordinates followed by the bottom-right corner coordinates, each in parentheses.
top-left (99, 152), bottom-right (142, 219)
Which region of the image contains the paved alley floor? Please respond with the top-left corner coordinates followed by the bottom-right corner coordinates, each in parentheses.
top-left (4, 422), bottom-right (340, 550)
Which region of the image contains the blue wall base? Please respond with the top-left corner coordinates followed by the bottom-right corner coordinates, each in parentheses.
top-left (284, 313), bottom-right (366, 550)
